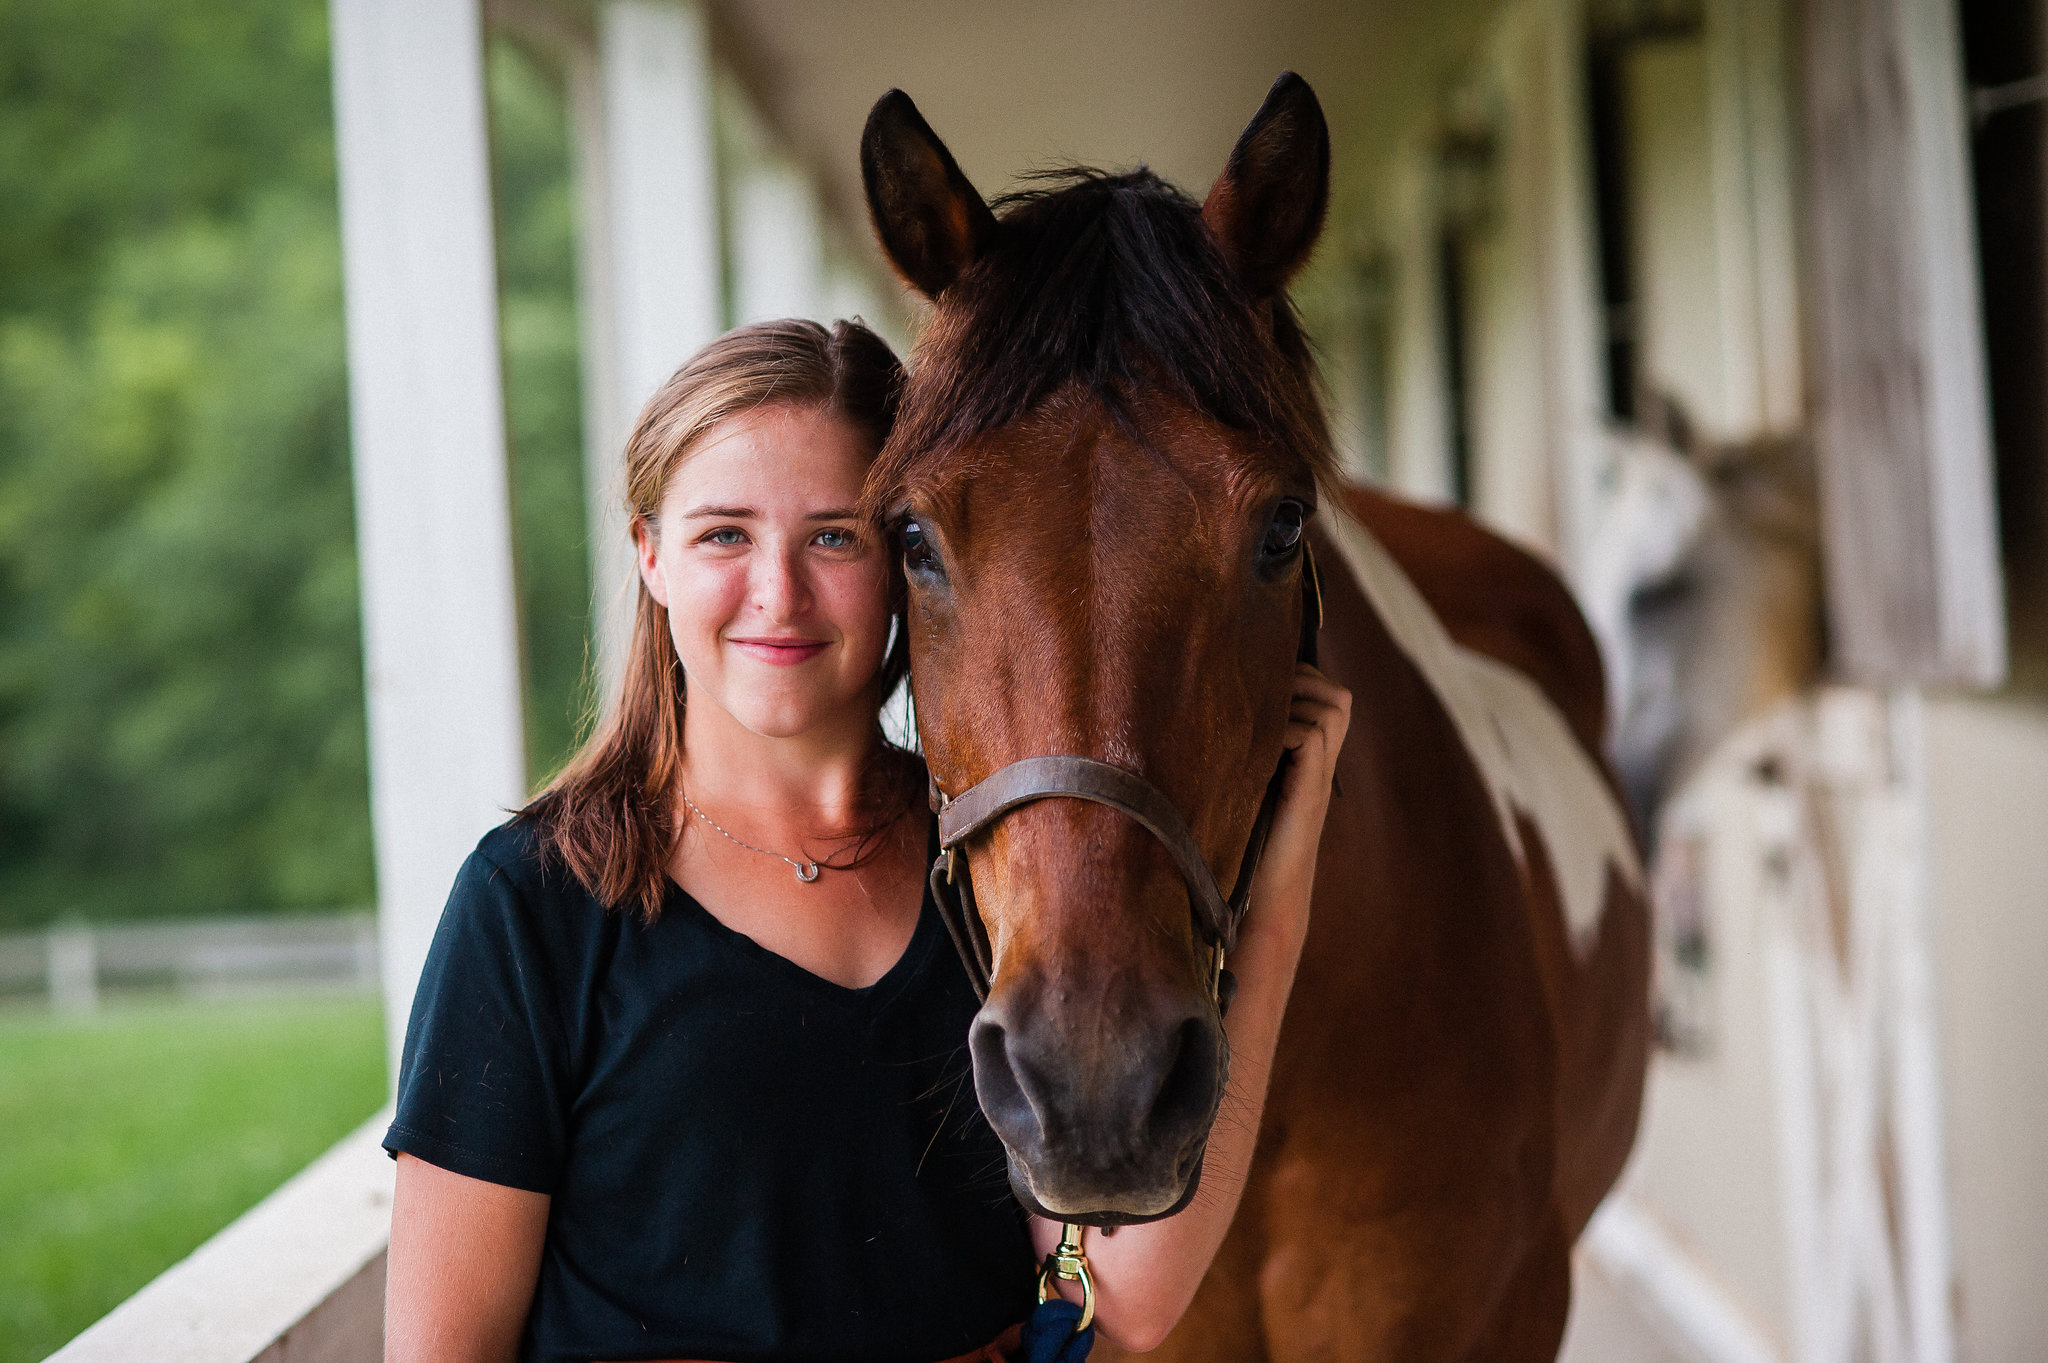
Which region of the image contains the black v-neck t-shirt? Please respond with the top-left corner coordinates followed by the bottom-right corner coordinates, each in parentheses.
top-left (385, 820), bottom-right (1036, 1363)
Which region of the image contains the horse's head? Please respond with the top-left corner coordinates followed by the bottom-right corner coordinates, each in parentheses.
top-left (1588, 393), bottom-right (1824, 847)
top-left (860, 76), bottom-right (1333, 1222)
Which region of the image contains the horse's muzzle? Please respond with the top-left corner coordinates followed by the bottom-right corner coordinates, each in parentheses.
top-left (969, 996), bottom-right (1225, 1223)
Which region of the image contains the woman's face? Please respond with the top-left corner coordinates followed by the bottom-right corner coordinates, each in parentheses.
top-left (636, 403), bottom-right (892, 742)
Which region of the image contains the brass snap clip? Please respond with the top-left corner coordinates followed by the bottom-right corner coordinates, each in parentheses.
top-left (1036, 1221), bottom-right (1096, 1332)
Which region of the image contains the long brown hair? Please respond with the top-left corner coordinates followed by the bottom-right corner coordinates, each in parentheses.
top-left (523, 318), bottom-right (915, 919)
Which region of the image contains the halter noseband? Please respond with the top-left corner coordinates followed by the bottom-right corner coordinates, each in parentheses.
top-left (927, 542), bottom-right (1323, 1014)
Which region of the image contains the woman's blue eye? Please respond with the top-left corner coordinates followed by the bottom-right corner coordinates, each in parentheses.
top-left (708, 528), bottom-right (746, 546)
top-left (815, 528), bottom-right (854, 549)
top-left (1262, 501), bottom-right (1306, 559)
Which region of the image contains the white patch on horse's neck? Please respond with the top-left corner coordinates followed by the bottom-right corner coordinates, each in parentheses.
top-left (1323, 507), bottom-right (1643, 955)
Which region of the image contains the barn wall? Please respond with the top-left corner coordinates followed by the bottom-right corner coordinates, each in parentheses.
top-left (1923, 696), bottom-right (2048, 1361)
top-left (1342, 0), bottom-right (2029, 1360)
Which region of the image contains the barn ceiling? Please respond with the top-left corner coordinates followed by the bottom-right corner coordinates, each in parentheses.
top-left (711, 0), bottom-right (1506, 290)
top-left (496, 0), bottom-right (1512, 307)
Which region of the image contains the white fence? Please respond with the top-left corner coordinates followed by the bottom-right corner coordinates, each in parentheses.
top-left (0, 914), bottom-right (379, 1010)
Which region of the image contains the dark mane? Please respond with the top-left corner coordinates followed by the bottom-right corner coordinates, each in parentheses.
top-left (866, 167), bottom-right (1333, 509)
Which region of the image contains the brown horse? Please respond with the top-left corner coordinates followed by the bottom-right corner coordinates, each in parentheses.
top-left (860, 75), bottom-right (1650, 1361)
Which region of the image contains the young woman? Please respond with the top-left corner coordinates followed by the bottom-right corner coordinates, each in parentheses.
top-left (381, 318), bottom-right (1350, 1363)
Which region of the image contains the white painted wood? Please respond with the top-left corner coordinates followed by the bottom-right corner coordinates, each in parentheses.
top-left (1529, 0), bottom-right (1610, 589)
top-left (1, 914), bottom-right (378, 1002)
top-left (585, 0), bottom-right (723, 698)
top-left (823, 257), bottom-right (907, 355)
top-left (329, 0), bottom-right (529, 1076)
top-left (1704, 0), bottom-right (1803, 437)
top-left (1460, 8), bottom-right (1559, 554)
top-left (1875, 691), bottom-right (1956, 1363)
top-left (1584, 1196), bottom-right (1790, 1363)
top-left (1799, 0), bottom-right (2006, 685)
top-left (1561, 1252), bottom-right (1697, 1363)
top-left (564, 38), bottom-right (630, 712)
top-left (1899, 0), bottom-right (2003, 690)
top-left (1923, 695), bottom-right (2048, 1360)
top-left (249, 1250), bottom-right (384, 1363)
top-left (733, 162), bottom-right (824, 325)
top-left (45, 923), bottom-right (97, 1014)
top-left (45, 1112), bottom-right (393, 1362)
top-left (1382, 140), bottom-right (1456, 505)
top-left (1613, 718), bottom-right (1803, 1340)
top-left (1690, 690), bottom-right (1957, 1363)
top-left (1608, 684), bottom-right (1963, 1363)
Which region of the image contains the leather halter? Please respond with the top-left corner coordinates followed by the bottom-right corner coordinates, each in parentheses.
top-left (927, 542), bottom-right (1323, 1013)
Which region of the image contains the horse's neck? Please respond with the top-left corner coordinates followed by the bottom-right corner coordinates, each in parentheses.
top-left (1321, 506), bottom-right (1641, 957)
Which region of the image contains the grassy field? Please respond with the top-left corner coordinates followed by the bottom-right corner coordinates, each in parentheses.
top-left (0, 992), bottom-right (386, 1363)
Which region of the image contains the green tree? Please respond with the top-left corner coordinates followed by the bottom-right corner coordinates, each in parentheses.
top-left (0, 2), bottom-right (592, 926)
top-left (0, 0), bottom-right (367, 927)
top-left (0, 196), bottom-right (368, 923)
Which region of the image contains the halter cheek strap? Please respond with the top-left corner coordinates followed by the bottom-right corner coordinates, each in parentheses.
top-left (927, 541), bottom-right (1322, 1012)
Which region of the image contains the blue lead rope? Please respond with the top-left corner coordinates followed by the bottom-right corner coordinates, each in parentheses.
top-left (1018, 1298), bottom-right (1093, 1362)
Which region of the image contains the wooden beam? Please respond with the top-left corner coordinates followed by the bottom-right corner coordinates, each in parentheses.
top-left (329, 0), bottom-right (528, 1075)
top-left (1798, 0), bottom-right (2006, 685)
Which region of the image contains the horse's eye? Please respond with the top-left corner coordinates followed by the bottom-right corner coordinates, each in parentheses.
top-left (900, 518), bottom-right (939, 575)
top-left (1262, 500), bottom-right (1307, 560)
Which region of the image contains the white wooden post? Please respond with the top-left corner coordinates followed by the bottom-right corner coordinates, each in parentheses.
top-left (563, 42), bottom-right (627, 701)
top-left (1527, 0), bottom-right (1608, 583)
top-left (1799, 0), bottom-right (2005, 685)
top-left (733, 163), bottom-right (824, 326)
top-left (823, 260), bottom-right (904, 352)
top-left (329, 0), bottom-right (529, 1078)
top-left (1703, 0), bottom-right (1804, 439)
top-left (46, 923), bottom-right (98, 1015)
top-left (1384, 141), bottom-right (1458, 506)
top-left (578, 0), bottom-right (723, 700)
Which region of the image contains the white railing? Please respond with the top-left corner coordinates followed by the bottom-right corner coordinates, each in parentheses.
top-left (45, 1112), bottom-right (393, 1363)
top-left (0, 914), bottom-right (378, 1010)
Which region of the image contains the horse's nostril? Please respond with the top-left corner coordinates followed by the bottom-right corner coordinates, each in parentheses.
top-left (1146, 1016), bottom-right (1222, 1147)
top-left (969, 1015), bottom-right (1042, 1149)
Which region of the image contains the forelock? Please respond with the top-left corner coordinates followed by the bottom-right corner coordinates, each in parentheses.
top-left (864, 168), bottom-right (1332, 514)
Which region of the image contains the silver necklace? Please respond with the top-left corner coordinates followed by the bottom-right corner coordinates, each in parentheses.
top-left (682, 794), bottom-right (825, 883)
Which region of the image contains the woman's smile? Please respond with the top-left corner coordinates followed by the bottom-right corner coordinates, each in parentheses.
top-left (728, 635), bottom-right (831, 666)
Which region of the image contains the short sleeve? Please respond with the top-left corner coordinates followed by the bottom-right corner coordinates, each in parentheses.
top-left (384, 846), bottom-right (574, 1194)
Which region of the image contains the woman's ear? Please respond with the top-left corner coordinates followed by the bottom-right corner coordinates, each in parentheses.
top-left (633, 516), bottom-right (669, 608)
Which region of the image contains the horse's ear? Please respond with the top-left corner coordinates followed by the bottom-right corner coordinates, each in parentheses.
top-left (862, 90), bottom-right (996, 299)
top-left (1202, 72), bottom-right (1330, 298)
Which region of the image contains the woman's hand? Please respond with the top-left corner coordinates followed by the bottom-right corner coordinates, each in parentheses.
top-left (1030, 662), bottom-right (1350, 1352)
top-left (1246, 663), bottom-right (1353, 939)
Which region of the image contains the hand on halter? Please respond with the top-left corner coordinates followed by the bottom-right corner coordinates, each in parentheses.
top-left (1249, 663), bottom-right (1351, 937)
top-left (1029, 662), bottom-right (1351, 1353)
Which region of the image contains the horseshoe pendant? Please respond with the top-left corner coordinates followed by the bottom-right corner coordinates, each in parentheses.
top-left (795, 861), bottom-right (821, 883)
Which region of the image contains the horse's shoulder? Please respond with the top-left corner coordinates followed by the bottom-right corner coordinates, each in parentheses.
top-left (1338, 484), bottom-right (1608, 759)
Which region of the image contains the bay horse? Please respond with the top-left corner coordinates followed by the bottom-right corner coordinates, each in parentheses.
top-left (860, 74), bottom-right (1650, 1361)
